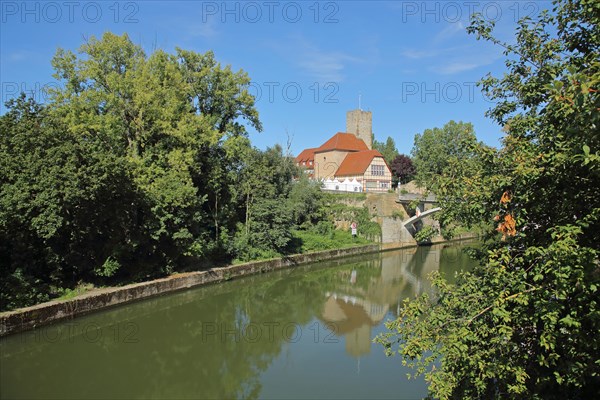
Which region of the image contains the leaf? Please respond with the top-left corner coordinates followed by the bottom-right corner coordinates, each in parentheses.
top-left (583, 145), bottom-right (590, 155)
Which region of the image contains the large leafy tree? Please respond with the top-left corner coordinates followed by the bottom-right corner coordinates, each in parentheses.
top-left (411, 120), bottom-right (483, 189)
top-left (0, 95), bottom-right (143, 308)
top-left (49, 33), bottom-right (262, 265)
top-left (378, 1), bottom-right (600, 398)
top-left (233, 145), bottom-right (298, 261)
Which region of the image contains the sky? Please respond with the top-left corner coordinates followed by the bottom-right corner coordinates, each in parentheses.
top-left (1, 0), bottom-right (553, 155)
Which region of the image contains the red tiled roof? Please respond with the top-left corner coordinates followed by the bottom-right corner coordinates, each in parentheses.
top-left (314, 132), bottom-right (369, 153)
top-left (335, 150), bottom-right (387, 176)
top-left (295, 148), bottom-right (317, 164)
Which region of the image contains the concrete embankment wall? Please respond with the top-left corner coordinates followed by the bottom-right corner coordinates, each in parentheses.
top-left (0, 245), bottom-right (379, 337)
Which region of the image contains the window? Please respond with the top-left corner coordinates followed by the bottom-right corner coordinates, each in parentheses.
top-left (380, 182), bottom-right (389, 189)
top-left (371, 164), bottom-right (385, 176)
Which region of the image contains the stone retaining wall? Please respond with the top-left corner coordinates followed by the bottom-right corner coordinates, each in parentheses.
top-left (0, 244), bottom-right (380, 337)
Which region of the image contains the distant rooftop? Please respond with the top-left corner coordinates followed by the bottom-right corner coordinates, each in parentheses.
top-left (314, 132), bottom-right (369, 153)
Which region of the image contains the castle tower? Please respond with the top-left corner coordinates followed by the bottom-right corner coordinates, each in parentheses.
top-left (346, 109), bottom-right (372, 149)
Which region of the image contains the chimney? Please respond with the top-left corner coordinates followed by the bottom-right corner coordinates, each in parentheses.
top-left (346, 109), bottom-right (372, 149)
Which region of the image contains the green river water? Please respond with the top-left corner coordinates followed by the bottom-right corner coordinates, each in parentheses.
top-left (0, 241), bottom-right (478, 400)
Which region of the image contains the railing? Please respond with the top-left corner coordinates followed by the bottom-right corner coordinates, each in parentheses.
top-left (397, 193), bottom-right (437, 203)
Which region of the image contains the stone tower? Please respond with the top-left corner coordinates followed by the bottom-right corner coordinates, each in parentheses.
top-left (346, 109), bottom-right (372, 149)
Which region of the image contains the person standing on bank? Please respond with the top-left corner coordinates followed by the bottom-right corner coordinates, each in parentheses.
top-left (351, 222), bottom-right (357, 239)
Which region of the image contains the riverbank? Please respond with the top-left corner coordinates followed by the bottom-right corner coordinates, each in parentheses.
top-left (0, 244), bottom-right (377, 337)
top-left (0, 234), bottom-right (479, 337)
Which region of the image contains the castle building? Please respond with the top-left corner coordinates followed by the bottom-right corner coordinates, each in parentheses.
top-left (295, 110), bottom-right (392, 192)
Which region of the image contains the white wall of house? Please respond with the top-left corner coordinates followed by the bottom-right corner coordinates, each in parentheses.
top-left (335, 157), bottom-right (392, 192)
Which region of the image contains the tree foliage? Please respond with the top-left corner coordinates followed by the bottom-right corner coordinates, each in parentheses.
top-left (233, 145), bottom-right (298, 261)
top-left (390, 154), bottom-right (415, 185)
top-left (378, 1), bottom-right (600, 398)
top-left (0, 94), bottom-right (144, 305)
top-left (411, 120), bottom-right (484, 189)
top-left (373, 136), bottom-right (399, 166)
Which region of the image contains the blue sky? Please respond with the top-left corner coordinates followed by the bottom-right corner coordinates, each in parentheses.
top-left (1, 1), bottom-right (552, 155)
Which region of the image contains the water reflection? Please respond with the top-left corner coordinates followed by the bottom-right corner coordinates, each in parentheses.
top-left (319, 243), bottom-right (471, 359)
top-left (0, 241), bottom-right (477, 400)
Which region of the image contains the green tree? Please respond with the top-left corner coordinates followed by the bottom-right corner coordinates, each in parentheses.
top-left (411, 121), bottom-right (483, 189)
top-left (378, 1), bottom-right (600, 398)
top-left (0, 95), bottom-right (143, 309)
top-left (287, 174), bottom-right (328, 228)
top-left (373, 136), bottom-right (398, 166)
top-left (48, 32), bottom-right (261, 268)
top-left (233, 145), bottom-right (298, 261)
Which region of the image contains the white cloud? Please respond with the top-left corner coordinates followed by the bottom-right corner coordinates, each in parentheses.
top-left (432, 62), bottom-right (480, 74)
top-left (429, 52), bottom-right (499, 75)
top-left (400, 46), bottom-right (464, 60)
top-left (270, 36), bottom-right (370, 82)
top-left (400, 49), bottom-right (437, 59)
top-left (185, 17), bottom-right (219, 39)
top-left (297, 48), bottom-right (359, 82)
top-left (399, 26), bottom-right (500, 75)
top-left (158, 12), bottom-right (219, 42)
top-left (433, 21), bottom-right (465, 43)
top-left (7, 51), bottom-right (34, 62)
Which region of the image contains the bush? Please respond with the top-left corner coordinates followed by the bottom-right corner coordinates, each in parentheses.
top-left (414, 225), bottom-right (436, 244)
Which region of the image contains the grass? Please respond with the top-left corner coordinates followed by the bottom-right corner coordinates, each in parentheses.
top-left (325, 192), bottom-right (367, 201)
top-left (56, 283), bottom-right (95, 300)
top-left (391, 209), bottom-right (405, 220)
top-left (231, 228), bottom-right (374, 265)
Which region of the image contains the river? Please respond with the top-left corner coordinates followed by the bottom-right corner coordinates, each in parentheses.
top-left (0, 241), bottom-right (478, 399)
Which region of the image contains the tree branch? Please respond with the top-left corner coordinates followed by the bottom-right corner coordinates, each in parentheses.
top-left (467, 287), bottom-right (541, 325)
